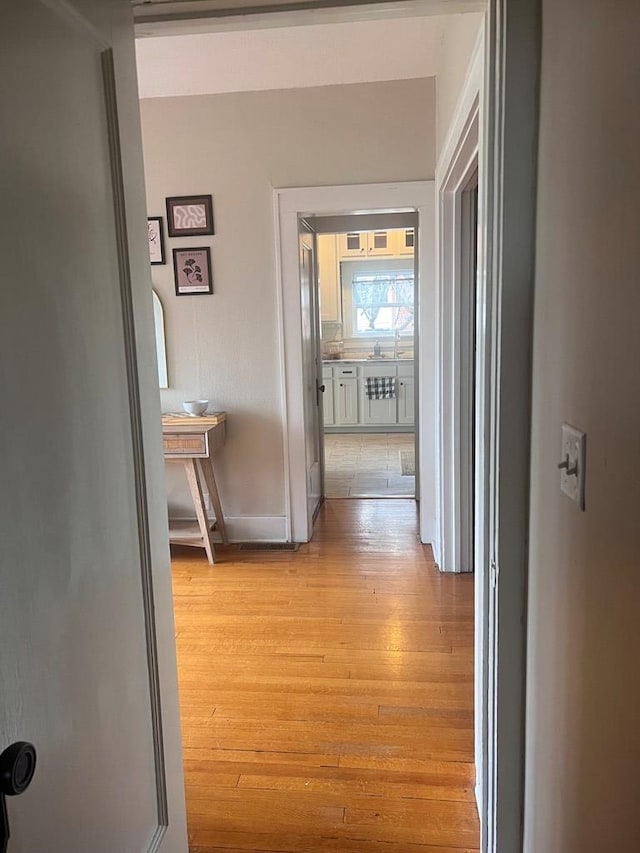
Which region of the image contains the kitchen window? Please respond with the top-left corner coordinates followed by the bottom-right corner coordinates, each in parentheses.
top-left (345, 268), bottom-right (415, 336)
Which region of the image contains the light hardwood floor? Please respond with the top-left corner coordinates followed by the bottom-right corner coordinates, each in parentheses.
top-left (172, 499), bottom-right (478, 852)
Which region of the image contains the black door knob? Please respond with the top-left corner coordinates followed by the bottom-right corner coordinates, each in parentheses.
top-left (0, 742), bottom-right (37, 853)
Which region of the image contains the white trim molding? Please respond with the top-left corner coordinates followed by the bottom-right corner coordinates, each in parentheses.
top-left (273, 182), bottom-right (436, 546)
top-left (435, 19), bottom-right (483, 577)
top-left (434, 18), bottom-right (485, 826)
top-left (483, 2), bottom-right (540, 852)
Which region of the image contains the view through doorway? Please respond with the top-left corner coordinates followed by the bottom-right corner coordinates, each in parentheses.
top-left (312, 219), bottom-right (419, 501)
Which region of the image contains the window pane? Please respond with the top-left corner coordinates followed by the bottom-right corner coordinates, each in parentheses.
top-left (351, 270), bottom-right (414, 335)
top-left (346, 233), bottom-right (361, 250)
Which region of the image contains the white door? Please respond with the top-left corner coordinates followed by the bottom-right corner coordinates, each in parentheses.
top-left (299, 224), bottom-right (324, 526)
top-left (0, 2), bottom-right (186, 852)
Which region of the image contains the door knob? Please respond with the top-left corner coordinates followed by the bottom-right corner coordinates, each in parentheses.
top-left (0, 742), bottom-right (37, 853)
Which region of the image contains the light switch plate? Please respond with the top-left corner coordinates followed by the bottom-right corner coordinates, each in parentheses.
top-left (560, 423), bottom-right (586, 510)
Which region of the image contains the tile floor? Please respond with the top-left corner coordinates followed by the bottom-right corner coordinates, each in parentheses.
top-left (323, 432), bottom-right (416, 498)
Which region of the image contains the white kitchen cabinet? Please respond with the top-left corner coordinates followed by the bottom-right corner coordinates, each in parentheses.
top-left (361, 393), bottom-right (397, 424)
top-left (361, 364), bottom-right (397, 425)
top-left (394, 228), bottom-right (415, 256)
top-left (322, 365), bottom-right (335, 425)
top-left (335, 378), bottom-right (358, 425)
top-left (366, 230), bottom-right (394, 256)
top-left (338, 232), bottom-right (367, 257)
top-left (397, 376), bottom-right (415, 424)
top-left (323, 361), bottom-right (414, 430)
top-left (338, 230), bottom-right (402, 260)
top-left (317, 234), bottom-right (341, 321)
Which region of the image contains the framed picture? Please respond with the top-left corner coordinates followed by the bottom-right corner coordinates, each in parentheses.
top-left (166, 194), bottom-right (214, 237)
top-left (173, 247), bottom-right (213, 296)
top-left (147, 216), bottom-right (165, 265)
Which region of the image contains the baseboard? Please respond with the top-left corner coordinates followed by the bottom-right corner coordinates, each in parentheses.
top-left (168, 515), bottom-right (288, 543)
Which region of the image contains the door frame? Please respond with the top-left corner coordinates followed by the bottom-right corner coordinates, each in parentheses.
top-left (435, 17), bottom-right (485, 819)
top-left (482, 2), bottom-right (540, 852)
top-left (436, 24), bottom-right (482, 578)
top-left (273, 181), bottom-right (436, 545)
top-left (299, 219), bottom-right (325, 526)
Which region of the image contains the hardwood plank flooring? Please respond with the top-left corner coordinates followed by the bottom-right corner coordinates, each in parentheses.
top-left (171, 499), bottom-right (478, 852)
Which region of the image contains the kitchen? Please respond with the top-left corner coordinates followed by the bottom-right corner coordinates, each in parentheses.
top-left (317, 224), bottom-right (417, 499)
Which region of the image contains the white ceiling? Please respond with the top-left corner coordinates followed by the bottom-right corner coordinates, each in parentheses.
top-left (133, 0), bottom-right (485, 35)
top-left (136, 14), bottom-right (446, 98)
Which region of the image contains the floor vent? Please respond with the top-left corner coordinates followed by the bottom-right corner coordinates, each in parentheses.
top-left (238, 542), bottom-right (300, 552)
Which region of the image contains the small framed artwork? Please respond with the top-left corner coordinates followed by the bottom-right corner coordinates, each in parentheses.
top-left (148, 216), bottom-right (165, 265)
top-left (166, 194), bottom-right (214, 237)
top-left (173, 247), bottom-right (213, 296)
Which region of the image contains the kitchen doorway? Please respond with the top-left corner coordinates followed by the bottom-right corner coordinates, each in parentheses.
top-left (275, 183), bottom-right (435, 546)
top-left (314, 219), bottom-right (418, 500)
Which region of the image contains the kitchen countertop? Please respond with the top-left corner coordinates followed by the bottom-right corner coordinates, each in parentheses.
top-left (323, 357), bottom-right (414, 364)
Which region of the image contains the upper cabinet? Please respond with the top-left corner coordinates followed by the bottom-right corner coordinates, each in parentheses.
top-left (337, 229), bottom-right (414, 260)
top-left (366, 230), bottom-right (393, 256)
top-left (338, 232), bottom-right (367, 257)
top-left (318, 233), bottom-right (340, 321)
top-left (395, 228), bottom-right (415, 256)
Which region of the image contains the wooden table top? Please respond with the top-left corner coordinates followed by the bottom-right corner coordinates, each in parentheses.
top-left (162, 412), bottom-right (226, 432)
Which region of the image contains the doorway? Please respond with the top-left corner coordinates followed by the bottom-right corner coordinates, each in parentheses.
top-left (313, 219), bottom-right (418, 501)
top-left (274, 182), bottom-right (436, 545)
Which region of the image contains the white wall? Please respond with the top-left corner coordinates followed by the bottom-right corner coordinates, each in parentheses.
top-left (140, 78), bottom-right (436, 538)
top-left (436, 12), bottom-right (483, 157)
top-left (524, 2), bottom-right (640, 851)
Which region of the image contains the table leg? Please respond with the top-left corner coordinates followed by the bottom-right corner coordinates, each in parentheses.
top-left (183, 458), bottom-right (216, 564)
top-left (199, 456), bottom-right (229, 545)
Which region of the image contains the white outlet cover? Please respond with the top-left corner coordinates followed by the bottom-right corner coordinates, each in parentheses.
top-left (560, 423), bottom-right (586, 510)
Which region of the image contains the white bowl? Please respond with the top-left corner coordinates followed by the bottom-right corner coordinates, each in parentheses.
top-left (182, 400), bottom-right (209, 416)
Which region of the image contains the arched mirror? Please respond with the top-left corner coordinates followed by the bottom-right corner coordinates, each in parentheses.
top-left (152, 290), bottom-right (168, 388)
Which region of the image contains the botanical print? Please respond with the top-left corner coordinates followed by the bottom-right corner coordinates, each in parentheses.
top-left (173, 247), bottom-right (212, 296)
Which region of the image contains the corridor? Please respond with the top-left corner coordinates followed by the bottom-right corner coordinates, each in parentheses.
top-left (171, 499), bottom-right (478, 851)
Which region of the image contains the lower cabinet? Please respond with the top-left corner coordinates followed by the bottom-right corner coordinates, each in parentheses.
top-left (335, 378), bottom-right (358, 426)
top-left (397, 373), bottom-right (415, 425)
top-left (361, 364), bottom-right (397, 425)
top-left (322, 366), bottom-right (335, 425)
top-left (361, 395), bottom-right (397, 425)
top-left (323, 361), bottom-right (414, 430)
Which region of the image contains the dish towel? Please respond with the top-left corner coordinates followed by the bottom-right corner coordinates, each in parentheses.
top-left (366, 376), bottom-right (396, 400)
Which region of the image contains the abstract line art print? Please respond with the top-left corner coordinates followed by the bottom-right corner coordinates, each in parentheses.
top-left (166, 194), bottom-right (214, 237)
